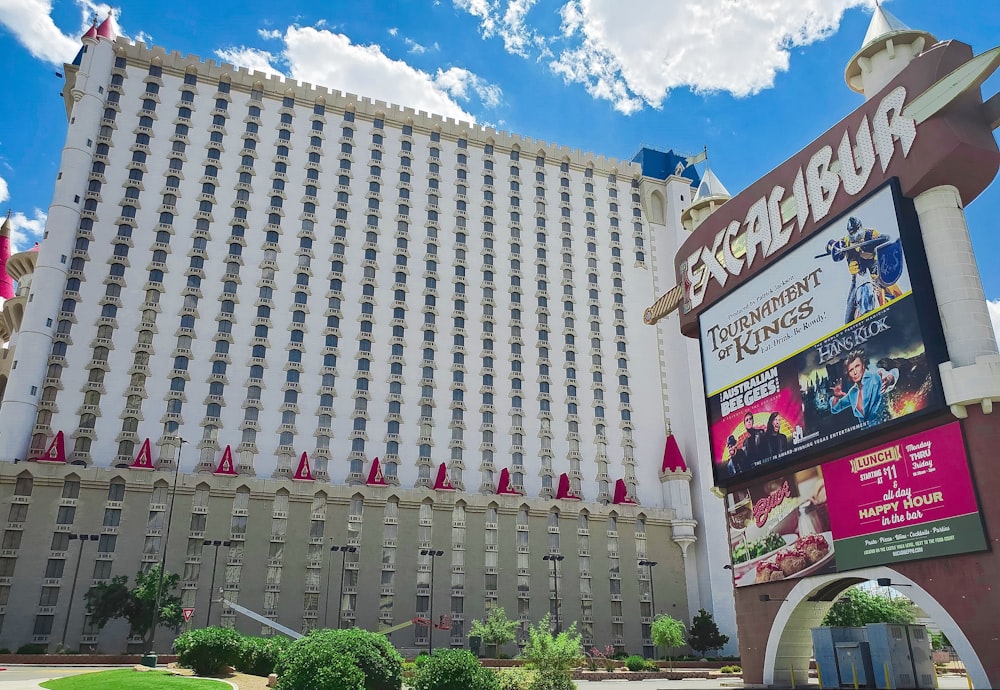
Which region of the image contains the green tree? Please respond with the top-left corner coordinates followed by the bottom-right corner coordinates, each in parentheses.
top-left (650, 614), bottom-right (685, 669)
top-left (821, 587), bottom-right (915, 628)
top-left (687, 609), bottom-right (729, 658)
top-left (931, 631), bottom-right (951, 652)
top-left (468, 606), bottom-right (519, 658)
top-left (84, 565), bottom-right (184, 646)
top-left (519, 614), bottom-right (583, 690)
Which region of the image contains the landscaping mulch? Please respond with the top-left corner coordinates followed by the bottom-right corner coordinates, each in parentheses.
top-left (166, 663), bottom-right (271, 690)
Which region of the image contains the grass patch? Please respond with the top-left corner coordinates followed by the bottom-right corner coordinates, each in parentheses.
top-left (40, 668), bottom-right (231, 689)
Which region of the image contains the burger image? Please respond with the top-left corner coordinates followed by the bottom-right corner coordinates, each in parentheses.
top-left (755, 561), bottom-right (784, 583)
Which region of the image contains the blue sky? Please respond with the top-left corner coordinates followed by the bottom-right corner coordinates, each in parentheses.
top-left (1, 0), bottom-right (998, 325)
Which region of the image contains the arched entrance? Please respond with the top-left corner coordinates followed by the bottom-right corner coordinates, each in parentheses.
top-left (762, 566), bottom-right (987, 688)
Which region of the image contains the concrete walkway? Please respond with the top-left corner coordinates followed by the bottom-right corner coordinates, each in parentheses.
top-left (0, 665), bottom-right (123, 689)
top-left (0, 667), bottom-right (977, 689)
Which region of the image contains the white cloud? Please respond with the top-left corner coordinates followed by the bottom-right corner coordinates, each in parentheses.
top-left (0, 173), bottom-right (45, 251)
top-left (0, 0), bottom-right (86, 64)
top-left (989, 300), bottom-right (1000, 348)
top-left (405, 37), bottom-right (439, 55)
top-left (7, 210), bottom-right (46, 252)
top-left (388, 27), bottom-right (399, 37)
top-left (435, 67), bottom-right (503, 108)
top-left (217, 26), bottom-right (499, 121)
top-left (214, 47), bottom-right (283, 78)
top-left (453, 0), bottom-right (547, 58)
top-left (258, 28), bottom-right (283, 40)
top-left (457, 0), bottom-right (871, 112)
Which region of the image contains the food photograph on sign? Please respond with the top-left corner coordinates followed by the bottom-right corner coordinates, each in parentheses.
top-left (726, 422), bottom-right (986, 587)
top-left (701, 182), bottom-right (945, 484)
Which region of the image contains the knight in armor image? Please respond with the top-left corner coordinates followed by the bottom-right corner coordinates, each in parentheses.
top-left (822, 216), bottom-right (904, 323)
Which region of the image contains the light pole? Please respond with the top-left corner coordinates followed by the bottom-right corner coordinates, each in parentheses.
top-left (639, 560), bottom-right (658, 617)
top-left (420, 549), bottom-right (444, 655)
top-left (147, 437), bottom-right (186, 662)
top-left (329, 544), bottom-right (357, 629)
top-left (59, 533), bottom-right (98, 650)
top-left (543, 553), bottom-right (565, 633)
top-left (203, 540), bottom-right (231, 627)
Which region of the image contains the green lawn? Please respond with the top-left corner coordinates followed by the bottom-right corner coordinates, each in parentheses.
top-left (40, 668), bottom-right (231, 689)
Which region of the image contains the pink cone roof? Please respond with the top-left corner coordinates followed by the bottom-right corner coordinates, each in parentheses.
top-left (0, 212), bottom-right (14, 299)
top-left (96, 15), bottom-right (116, 40)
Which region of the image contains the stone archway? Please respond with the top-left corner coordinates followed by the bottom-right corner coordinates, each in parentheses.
top-left (762, 566), bottom-right (988, 688)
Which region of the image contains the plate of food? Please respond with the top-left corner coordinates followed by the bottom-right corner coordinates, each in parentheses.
top-left (736, 532), bottom-right (834, 586)
top-left (731, 532), bottom-right (795, 578)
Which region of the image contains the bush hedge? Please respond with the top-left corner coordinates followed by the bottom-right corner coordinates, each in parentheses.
top-left (624, 655), bottom-right (646, 672)
top-left (412, 649), bottom-right (499, 690)
top-left (494, 668), bottom-right (536, 690)
top-left (173, 626), bottom-right (244, 676)
top-left (275, 628), bottom-right (403, 690)
top-left (235, 634), bottom-right (291, 677)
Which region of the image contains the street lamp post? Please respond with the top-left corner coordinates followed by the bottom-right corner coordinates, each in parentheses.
top-left (420, 549), bottom-right (444, 655)
top-left (59, 533), bottom-right (99, 650)
top-left (543, 554), bottom-right (565, 634)
top-left (203, 540), bottom-right (231, 627)
top-left (147, 437), bottom-right (186, 662)
top-left (329, 544), bottom-right (357, 629)
top-left (639, 560), bottom-right (658, 617)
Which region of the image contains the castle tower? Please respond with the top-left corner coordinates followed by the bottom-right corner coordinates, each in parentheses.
top-left (844, 4), bottom-right (936, 98)
top-left (680, 163), bottom-right (731, 233)
top-left (0, 17), bottom-right (117, 461)
top-left (846, 6), bottom-right (1000, 415)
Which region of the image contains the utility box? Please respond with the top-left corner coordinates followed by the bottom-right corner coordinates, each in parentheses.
top-left (812, 627), bottom-right (866, 688)
top-left (865, 623), bottom-right (936, 689)
top-left (813, 623), bottom-right (936, 689)
top-left (835, 641), bottom-right (875, 687)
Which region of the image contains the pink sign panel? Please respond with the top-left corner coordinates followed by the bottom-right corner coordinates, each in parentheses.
top-left (823, 422), bottom-right (979, 540)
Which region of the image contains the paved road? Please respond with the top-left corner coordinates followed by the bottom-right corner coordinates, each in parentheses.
top-left (0, 667), bottom-right (976, 689)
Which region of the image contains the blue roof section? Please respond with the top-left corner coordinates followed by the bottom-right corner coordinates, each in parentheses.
top-left (71, 47), bottom-right (84, 66)
top-left (631, 147), bottom-right (701, 188)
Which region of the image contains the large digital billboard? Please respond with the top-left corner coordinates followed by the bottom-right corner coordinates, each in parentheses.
top-left (726, 422), bottom-right (986, 587)
top-left (701, 182), bottom-right (946, 485)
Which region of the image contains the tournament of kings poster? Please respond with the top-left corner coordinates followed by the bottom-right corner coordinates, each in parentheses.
top-left (700, 183), bottom-right (945, 485)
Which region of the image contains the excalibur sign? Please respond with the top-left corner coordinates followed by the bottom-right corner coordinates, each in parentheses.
top-left (642, 40), bottom-right (1000, 328)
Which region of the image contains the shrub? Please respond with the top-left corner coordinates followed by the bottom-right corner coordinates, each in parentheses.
top-left (236, 635), bottom-right (291, 677)
top-left (275, 628), bottom-right (403, 690)
top-left (0, 648), bottom-right (11, 655)
top-left (495, 667), bottom-right (537, 690)
top-left (520, 616), bottom-right (583, 690)
top-left (412, 649), bottom-right (499, 690)
top-left (625, 655), bottom-right (646, 672)
top-left (174, 626), bottom-right (244, 676)
top-left (16, 643), bottom-right (47, 654)
top-left (720, 665), bottom-right (743, 674)
top-left (644, 660), bottom-right (659, 671)
top-left (527, 671), bottom-right (575, 690)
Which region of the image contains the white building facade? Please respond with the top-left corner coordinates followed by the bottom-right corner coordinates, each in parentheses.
top-left (0, 26), bottom-right (735, 655)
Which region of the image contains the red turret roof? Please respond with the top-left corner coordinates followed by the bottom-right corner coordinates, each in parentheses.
top-left (661, 434), bottom-right (688, 473)
top-left (96, 14), bottom-right (116, 40)
top-left (0, 212), bottom-right (14, 299)
top-left (82, 22), bottom-right (98, 41)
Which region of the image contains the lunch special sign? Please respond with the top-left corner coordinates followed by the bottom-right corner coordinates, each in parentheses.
top-left (727, 421), bottom-right (986, 587)
top-left (824, 421), bottom-right (986, 571)
top-left (703, 182), bottom-right (946, 486)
